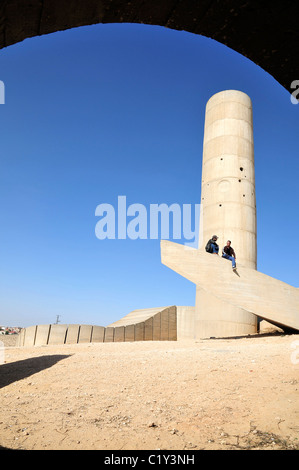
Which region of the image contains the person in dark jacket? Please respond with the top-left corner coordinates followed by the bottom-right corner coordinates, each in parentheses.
top-left (206, 235), bottom-right (219, 255)
top-left (222, 240), bottom-right (236, 269)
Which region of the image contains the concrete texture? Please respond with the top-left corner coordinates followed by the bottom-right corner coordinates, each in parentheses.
top-left (104, 327), bottom-right (115, 343)
top-left (78, 325), bottom-right (93, 343)
top-left (153, 313), bottom-right (161, 341)
top-left (65, 324), bottom-right (80, 344)
top-left (48, 324), bottom-right (68, 345)
top-left (161, 240), bottom-right (299, 332)
top-left (108, 306), bottom-right (177, 341)
top-left (16, 328), bottom-right (25, 347)
top-left (125, 325), bottom-right (135, 342)
top-left (34, 325), bottom-right (51, 346)
top-left (91, 326), bottom-right (105, 343)
top-left (197, 90), bottom-right (257, 339)
top-left (144, 318), bottom-right (153, 341)
top-left (107, 307), bottom-right (170, 327)
top-left (23, 325), bottom-right (37, 347)
top-left (168, 310), bottom-right (177, 341)
top-left (195, 289), bottom-right (257, 339)
top-left (0, 1), bottom-right (297, 92)
top-left (176, 306), bottom-right (196, 340)
top-left (200, 91), bottom-right (257, 270)
top-left (114, 326), bottom-right (125, 342)
top-left (135, 322), bottom-right (145, 342)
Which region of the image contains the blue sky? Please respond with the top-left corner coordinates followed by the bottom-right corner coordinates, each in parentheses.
top-left (0, 23), bottom-right (298, 327)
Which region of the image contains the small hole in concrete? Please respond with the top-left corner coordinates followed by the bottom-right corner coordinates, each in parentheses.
top-left (240, 167), bottom-right (244, 171)
top-left (219, 204), bottom-right (222, 207)
top-left (243, 194), bottom-right (245, 197)
top-left (238, 179), bottom-right (241, 182)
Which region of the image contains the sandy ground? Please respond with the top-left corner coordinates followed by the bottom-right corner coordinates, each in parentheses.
top-left (0, 333), bottom-right (298, 451)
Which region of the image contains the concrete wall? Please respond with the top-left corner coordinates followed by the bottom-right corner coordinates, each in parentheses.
top-left (16, 306), bottom-right (180, 347)
top-left (176, 306), bottom-right (196, 340)
top-left (108, 306), bottom-right (177, 341)
top-left (17, 324), bottom-right (100, 347)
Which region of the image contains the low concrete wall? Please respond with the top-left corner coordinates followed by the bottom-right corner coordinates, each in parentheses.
top-left (65, 324), bottom-right (80, 344)
top-left (23, 325), bottom-right (37, 347)
top-left (176, 306), bottom-right (196, 340)
top-left (48, 324), bottom-right (68, 345)
top-left (16, 307), bottom-right (179, 347)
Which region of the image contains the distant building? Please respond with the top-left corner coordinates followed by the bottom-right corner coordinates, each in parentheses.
top-left (0, 326), bottom-right (22, 335)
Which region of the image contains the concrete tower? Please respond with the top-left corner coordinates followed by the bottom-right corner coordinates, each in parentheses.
top-left (196, 90), bottom-right (258, 338)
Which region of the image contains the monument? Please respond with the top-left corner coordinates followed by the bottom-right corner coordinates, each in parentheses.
top-left (18, 90), bottom-right (299, 347)
top-left (161, 90), bottom-right (299, 338)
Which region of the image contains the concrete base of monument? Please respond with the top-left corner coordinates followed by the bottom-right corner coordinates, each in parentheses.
top-left (195, 287), bottom-right (258, 339)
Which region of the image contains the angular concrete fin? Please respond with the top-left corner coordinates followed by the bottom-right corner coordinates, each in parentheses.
top-left (161, 240), bottom-right (299, 331)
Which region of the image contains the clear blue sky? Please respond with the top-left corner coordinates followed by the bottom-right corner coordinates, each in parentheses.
top-left (0, 23), bottom-right (298, 327)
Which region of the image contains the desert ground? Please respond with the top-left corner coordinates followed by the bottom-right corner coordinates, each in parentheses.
top-left (0, 333), bottom-right (298, 450)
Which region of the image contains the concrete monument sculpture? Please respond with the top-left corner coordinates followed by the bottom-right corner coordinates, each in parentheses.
top-left (161, 90), bottom-right (299, 338)
top-left (18, 90), bottom-right (299, 346)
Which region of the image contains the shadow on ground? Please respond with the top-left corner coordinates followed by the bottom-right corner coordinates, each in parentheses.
top-left (205, 331), bottom-right (294, 341)
top-left (0, 355), bottom-right (72, 389)
top-left (0, 445), bottom-right (18, 450)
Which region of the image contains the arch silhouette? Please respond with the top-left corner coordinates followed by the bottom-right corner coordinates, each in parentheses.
top-left (0, 1), bottom-right (297, 92)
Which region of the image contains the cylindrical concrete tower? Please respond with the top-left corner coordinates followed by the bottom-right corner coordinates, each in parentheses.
top-left (195, 90), bottom-right (258, 338)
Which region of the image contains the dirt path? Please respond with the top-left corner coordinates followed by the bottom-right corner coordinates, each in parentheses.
top-left (0, 334), bottom-right (298, 450)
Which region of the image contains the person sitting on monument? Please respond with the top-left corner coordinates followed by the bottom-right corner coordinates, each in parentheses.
top-left (205, 235), bottom-right (219, 255)
top-left (222, 240), bottom-right (237, 270)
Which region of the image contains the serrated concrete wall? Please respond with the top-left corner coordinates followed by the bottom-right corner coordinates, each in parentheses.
top-left (16, 306), bottom-right (183, 346)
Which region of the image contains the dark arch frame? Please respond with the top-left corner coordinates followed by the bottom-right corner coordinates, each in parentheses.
top-left (0, 0), bottom-right (298, 93)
